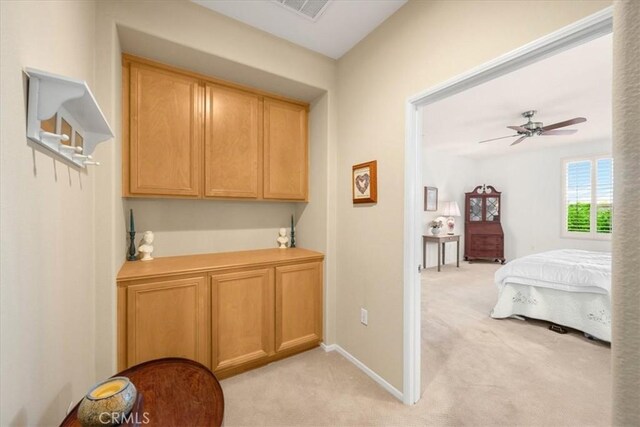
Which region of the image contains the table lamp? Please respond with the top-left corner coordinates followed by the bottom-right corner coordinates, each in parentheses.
top-left (442, 201), bottom-right (461, 235)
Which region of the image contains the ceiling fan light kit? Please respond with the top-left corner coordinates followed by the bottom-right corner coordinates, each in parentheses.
top-left (478, 110), bottom-right (587, 146)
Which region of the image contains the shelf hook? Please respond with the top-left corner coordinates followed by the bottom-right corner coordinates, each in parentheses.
top-left (50, 133), bottom-right (83, 153)
top-left (40, 131), bottom-right (69, 142)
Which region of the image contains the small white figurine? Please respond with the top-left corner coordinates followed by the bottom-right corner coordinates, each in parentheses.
top-left (138, 231), bottom-right (154, 261)
top-left (277, 228), bottom-right (289, 249)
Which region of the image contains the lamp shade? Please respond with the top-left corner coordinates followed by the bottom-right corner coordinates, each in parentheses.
top-left (442, 201), bottom-right (461, 217)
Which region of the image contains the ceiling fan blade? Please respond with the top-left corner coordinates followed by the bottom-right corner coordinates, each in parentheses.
top-left (541, 129), bottom-right (578, 136)
top-left (541, 117), bottom-right (586, 132)
top-left (477, 134), bottom-right (519, 144)
top-left (507, 125), bottom-right (528, 133)
top-left (510, 135), bottom-right (528, 146)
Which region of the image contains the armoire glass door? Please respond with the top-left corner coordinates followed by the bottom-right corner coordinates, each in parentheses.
top-left (486, 197), bottom-right (499, 221)
top-left (469, 197), bottom-right (483, 221)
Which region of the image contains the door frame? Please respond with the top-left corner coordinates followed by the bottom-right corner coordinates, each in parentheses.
top-left (402, 7), bottom-right (613, 405)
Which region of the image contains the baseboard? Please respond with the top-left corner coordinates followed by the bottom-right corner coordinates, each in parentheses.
top-left (321, 342), bottom-right (403, 402)
top-left (320, 342), bottom-right (337, 352)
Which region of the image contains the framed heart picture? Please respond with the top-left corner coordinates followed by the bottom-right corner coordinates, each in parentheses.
top-left (352, 160), bottom-right (377, 204)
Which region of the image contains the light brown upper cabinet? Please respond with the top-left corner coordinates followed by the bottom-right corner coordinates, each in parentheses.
top-left (122, 55), bottom-right (309, 201)
top-left (205, 84), bottom-right (261, 199)
top-left (263, 99), bottom-right (308, 201)
top-left (125, 61), bottom-right (202, 197)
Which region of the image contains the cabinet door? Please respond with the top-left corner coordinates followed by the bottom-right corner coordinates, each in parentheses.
top-left (468, 196), bottom-right (483, 222)
top-left (263, 98), bottom-right (308, 200)
top-left (211, 269), bottom-right (274, 373)
top-left (127, 276), bottom-right (208, 367)
top-left (205, 85), bottom-right (261, 198)
top-left (275, 262), bottom-right (322, 353)
top-left (485, 196), bottom-right (500, 221)
top-left (129, 64), bottom-right (202, 196)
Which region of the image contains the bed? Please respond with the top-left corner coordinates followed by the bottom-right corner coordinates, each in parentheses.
top-left (491, 249), bottom-right (611, 342)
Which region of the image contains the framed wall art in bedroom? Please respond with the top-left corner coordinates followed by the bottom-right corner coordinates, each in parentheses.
top-left (424, 186), bottom-right (438, 211)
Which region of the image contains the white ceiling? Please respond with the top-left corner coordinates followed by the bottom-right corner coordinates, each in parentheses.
top-left (191, 0), bottom-right (407, 59)
top-left (422, 34), bottom-right (612, 159)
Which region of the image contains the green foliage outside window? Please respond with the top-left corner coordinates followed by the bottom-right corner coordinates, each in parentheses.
top-left (567, 203), bottom-right (590, 232)
top-left (597, 205), bottom-right (612, 233)
top-left (567, 203), bottom-right (612, 233)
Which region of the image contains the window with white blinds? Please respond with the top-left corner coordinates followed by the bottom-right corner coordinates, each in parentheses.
top-left (596, 158), bottom-right (613, 233)
top-left (563, 156), bottom-right (613, 238)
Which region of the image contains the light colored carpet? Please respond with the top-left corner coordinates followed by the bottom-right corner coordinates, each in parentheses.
top-left (220, 262), bottom-right (611, 426)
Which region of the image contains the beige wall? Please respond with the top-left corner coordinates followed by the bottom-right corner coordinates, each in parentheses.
top-left (124, 199), bottom-right (297, 257)
top-left (612, 1), bottom-right (640, 424)
top-left (335, 0), bottom-right (611, 391)
top-left (93, 0), bottom-right (338, 380)
top-left (0, 1), bottom-right (98, 425)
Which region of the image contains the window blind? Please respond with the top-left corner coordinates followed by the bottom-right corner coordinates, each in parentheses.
top-left (596, 158), bottom-right (613, 233)
top-left (565, 160), bottom-right (592, 233)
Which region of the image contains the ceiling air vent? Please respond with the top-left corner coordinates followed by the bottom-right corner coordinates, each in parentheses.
top-left (272, 0), bottom-right (331, 22)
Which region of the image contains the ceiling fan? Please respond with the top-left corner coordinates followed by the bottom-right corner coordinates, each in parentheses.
top-left (478, 110), bottom-right (587, 146)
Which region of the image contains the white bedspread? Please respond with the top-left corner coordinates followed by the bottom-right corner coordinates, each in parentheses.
top-left (495, 249), bottom-right (612, 295)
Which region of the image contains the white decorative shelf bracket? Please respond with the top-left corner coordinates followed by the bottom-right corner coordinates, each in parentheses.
top-left (25, 68), bottom-right (114, 168)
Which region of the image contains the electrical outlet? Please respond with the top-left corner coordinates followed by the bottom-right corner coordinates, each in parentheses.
top-left (360, 308), bottom-right (368, 326)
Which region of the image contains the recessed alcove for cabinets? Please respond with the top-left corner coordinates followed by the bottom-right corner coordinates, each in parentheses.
top-left (113, 30), bottom-right (332, 376)
top-left (115, 27), bottom-right (331, 247)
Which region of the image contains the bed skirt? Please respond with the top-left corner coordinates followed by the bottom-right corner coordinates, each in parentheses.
top-left (491, 283), bottom-right (611, 342)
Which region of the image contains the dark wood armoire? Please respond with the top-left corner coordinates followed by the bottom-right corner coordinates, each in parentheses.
top-left (464, 185), bottom-right (505, 264)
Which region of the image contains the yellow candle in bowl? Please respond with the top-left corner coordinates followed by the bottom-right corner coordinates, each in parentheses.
top-left (78, 377), bottom-right (137, 427)
top-left (89, 379), bottom-right (127, 399)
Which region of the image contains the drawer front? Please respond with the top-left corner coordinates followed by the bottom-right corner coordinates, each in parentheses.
top-left (472, 249), bottom-right (502, 258)
top-left (471, 235), bottom-right (502, 250)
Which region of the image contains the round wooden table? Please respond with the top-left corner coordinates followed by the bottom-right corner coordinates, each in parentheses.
top-left (61, 358), bottom-right (224, 427)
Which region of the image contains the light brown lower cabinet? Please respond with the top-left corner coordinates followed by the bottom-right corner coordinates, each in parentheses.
top-left (125, 275), bottom-right (209, 367)
top-left (275, 262), bottom-right (322, 352)
top-left (211, 268), bottom-right (274, 375)
top-left (117, 249), bottom-right (324, 378)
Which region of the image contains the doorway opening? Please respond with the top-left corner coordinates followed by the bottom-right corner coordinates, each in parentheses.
top-left (402, 7), bottom-right (613, 407)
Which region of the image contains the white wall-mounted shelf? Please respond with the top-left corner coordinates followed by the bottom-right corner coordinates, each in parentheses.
top-left (25, 68), bottom-right (114, 168)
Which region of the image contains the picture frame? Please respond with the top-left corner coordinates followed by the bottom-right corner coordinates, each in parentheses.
top-left (425, 186), bottom-right (438, 211)
top-left (352, 160), bottom-right (377, 204)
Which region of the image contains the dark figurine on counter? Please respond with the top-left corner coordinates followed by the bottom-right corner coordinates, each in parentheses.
top-left (290, 214), bottom-right (296, 248)
top-left (127, 209), bottom-right (137, 261)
